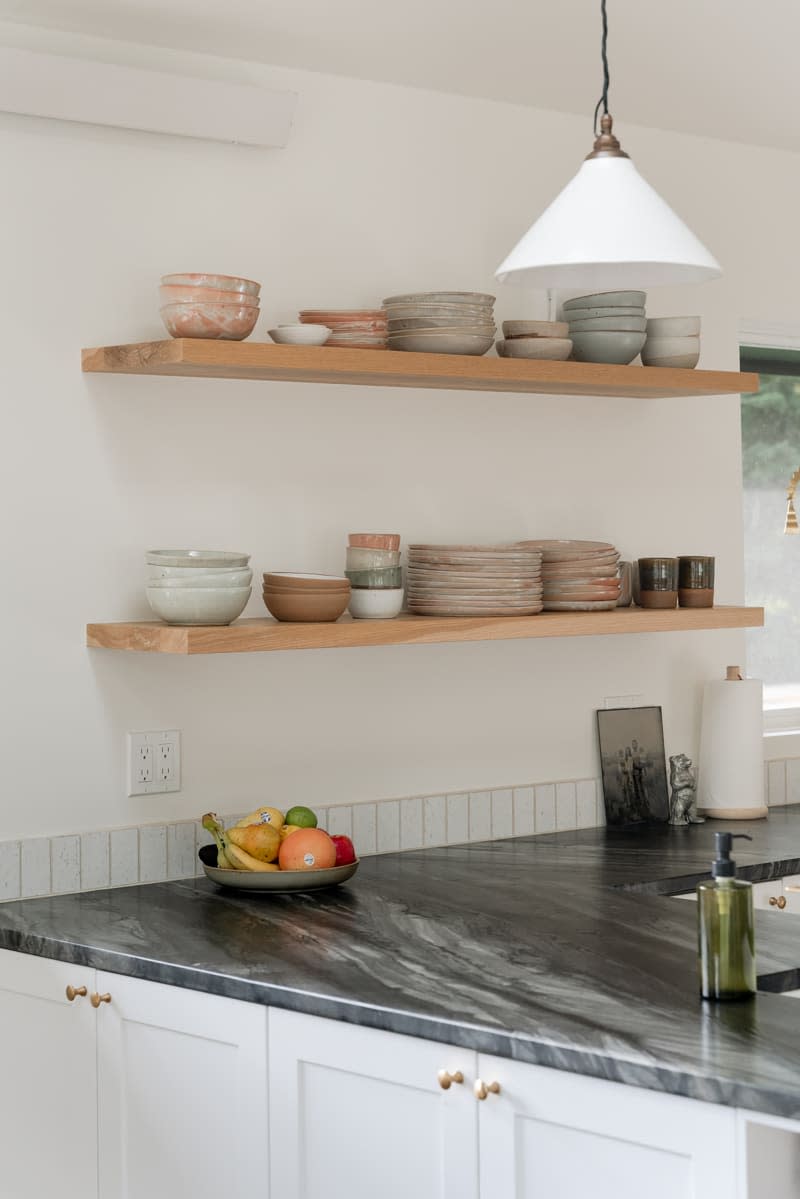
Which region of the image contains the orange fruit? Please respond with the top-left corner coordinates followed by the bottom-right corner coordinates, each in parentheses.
top-left (278, 827), bottom-right (337, 871)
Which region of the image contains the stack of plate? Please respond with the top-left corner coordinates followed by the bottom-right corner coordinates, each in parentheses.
top-left (517, 541), bottom-right (621, 611)
top-left (564, 291), bottom-right (647, 365)
top-left (407, 544), bottom-right (543, 616)
top-left (298, 309), bottom-right (387, 349)
top-left (383, 292), bottom-right (496, 356)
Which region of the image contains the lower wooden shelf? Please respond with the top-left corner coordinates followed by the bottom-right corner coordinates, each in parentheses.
top-left (86, 606), bottom-right (764, 655)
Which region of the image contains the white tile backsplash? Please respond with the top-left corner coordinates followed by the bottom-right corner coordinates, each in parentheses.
top-left (400, 798), bottom-right (423, 850)
top-left (0, 773), bottom-right (613, 900)
top-left (80, 831), bottom-right (109, 891)
top-left (51, 836), bottom-right (80, 895)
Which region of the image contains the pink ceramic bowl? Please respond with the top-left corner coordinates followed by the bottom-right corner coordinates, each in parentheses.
top-left (161, 273), bottom-right (261, 298)
top-left (160, 302), bottom-right (259, 341)
top-left (159, 284), bottom-right (260, 308)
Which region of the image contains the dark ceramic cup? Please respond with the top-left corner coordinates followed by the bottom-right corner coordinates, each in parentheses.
top-left (678, 556), bottom-right (715, 608)
top-left (637, 557), bottom-right (678, 609)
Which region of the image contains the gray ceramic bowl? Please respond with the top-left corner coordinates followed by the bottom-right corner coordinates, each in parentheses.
top-left (645, 316), bottom-right (700, 338)
top-left (145, 585), bottom-right (251, 625)
top-left (641, 335), bottom-right (700, 369)
top-left (570, 330), bottom-right (646, 365)
top-left (563, 290), bottom-right (646, 310)
top-left (147, 570), bottom-right (253, 589)
top-left (387, 331), bottom-right (494, 355)
top-left (567, 314), bottom-right (647, 333)
top-left (496, 337), bottom-right (572, 360)
top-left (563, 305), bottom-right (645, 321)
top-left (146, 549), bottom-right (250, 569)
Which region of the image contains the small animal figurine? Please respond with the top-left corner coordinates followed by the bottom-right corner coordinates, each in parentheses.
top-left (669, 753), bottom-right (705, 825)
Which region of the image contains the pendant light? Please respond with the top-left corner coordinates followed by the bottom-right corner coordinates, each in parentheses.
top-left (495, 0), bottom-right (721, 289)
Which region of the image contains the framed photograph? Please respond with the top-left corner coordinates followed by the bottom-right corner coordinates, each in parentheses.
top-left (596, 706), bottom-right (669, 826)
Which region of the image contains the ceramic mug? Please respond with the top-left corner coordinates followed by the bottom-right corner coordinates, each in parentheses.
top-left (637, 557), bottom-right (678, 609)
top-left (678, 556), bottom-right (715, 608)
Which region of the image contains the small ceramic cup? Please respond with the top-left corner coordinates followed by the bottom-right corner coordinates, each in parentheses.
top-left (637, 558), bottom-right (678, 609)
top-left (678, 556), bottom-right (715, 608)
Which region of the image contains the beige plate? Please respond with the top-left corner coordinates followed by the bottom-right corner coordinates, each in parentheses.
top-left (199, 845), bottom-right (359, 892)
top-left (408, 604), bottom-right (543, 616)
top-left (543, 563), bottom-right (621, 578)
top-left (518, 539), bottom-right (616, 553)
top-left (542, 599), bottom-right (619, 611)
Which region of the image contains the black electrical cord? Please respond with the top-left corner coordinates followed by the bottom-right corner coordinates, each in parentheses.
top-left (593, 0), bottom-right (610, 136)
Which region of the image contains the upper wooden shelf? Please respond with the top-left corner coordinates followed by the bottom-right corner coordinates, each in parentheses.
top-left (86, 606), bottom-right (764, 655)
top-left (81, 340), bottom-right (758, 400)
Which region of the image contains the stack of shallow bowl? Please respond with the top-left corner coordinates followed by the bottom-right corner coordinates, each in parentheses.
top-left (564, 291), bottom-right (647, 365)
top-left (345, 535), bottom-right (404, 619)
top-left (406, 544), bottom-right (543, 616)
top-left (496, 320), bottom-right (572, 361)
top-left (383, 292), bottom-right (496, 356)
top-left (517, 541), bottom-right (621, 611)
top-left (262, 573), bottom-right (350, 622)
top-left (159, 273), bottom-right (261, 341)
top-left (298, 309), bottom-right (387, 349)
top-left (146, 550), bottom-right (252, 625)
top-left (642, 316), bottom-right (701, 368)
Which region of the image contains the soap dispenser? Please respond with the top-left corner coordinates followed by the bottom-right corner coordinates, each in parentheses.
top-left (697, 832), bottom-right (756, 1001)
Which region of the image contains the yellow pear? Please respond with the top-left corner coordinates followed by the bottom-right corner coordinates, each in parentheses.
top-left (279, 824), bottom-right (302, 841)
top-left (233, 805), bottom-right (285, 831)
top-left (227, 823), bottom-right (281, 862)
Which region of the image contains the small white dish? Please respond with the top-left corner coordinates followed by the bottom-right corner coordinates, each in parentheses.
top-left (348, 587), bottom-right (404, 619)
top-left (268, 324), bottom-right (330, 346)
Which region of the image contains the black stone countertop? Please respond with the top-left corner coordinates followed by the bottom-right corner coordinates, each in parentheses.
top-left (4, 811), bottom-right (800, 1116)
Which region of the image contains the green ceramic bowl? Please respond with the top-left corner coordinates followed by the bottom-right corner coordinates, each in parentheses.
top-left (345, 567), bottom-right (403, 589)
top-left (570, 330), bottom-right (646, 365)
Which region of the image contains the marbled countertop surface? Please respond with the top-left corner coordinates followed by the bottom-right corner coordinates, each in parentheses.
top-left (4, 812), bottom-right (800, 1116)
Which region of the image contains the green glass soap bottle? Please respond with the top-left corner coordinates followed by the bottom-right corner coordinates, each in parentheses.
top-left (697, 832), bottom-right (756, 1001)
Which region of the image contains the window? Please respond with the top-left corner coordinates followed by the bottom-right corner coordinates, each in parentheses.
top-left (740, 346), bottom-right (800, 728)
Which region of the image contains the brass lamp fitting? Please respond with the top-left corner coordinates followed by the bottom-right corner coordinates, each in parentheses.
top-left (785, 468), bottom-right (800, 535)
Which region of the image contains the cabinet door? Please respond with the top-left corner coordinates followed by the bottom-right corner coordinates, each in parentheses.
top-left (97, 972), bottom-right (268, 1199)
top-left (269, 1009), bottom-right (478, 1199)
top-left (0, 948), bottom-right (97, 1199)
top-left (476, 1054), bottom-right (738, 1199)
top-left (753, 879), bottom-right (786, 911)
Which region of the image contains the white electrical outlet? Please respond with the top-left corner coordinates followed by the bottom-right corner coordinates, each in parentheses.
top-left (127, 731), bottom-right (181, 796)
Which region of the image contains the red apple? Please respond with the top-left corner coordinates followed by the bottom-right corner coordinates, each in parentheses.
top-left (331, 834), bottom-right (357, 866)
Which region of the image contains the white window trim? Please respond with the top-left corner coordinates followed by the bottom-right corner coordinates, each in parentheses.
top-left (740, 319), bottom-right (800, 739)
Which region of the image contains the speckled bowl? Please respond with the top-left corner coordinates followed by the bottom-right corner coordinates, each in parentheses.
top-left (161, 273), bottom-right (261, 298)
top-left (160, 302), bottom-right (259, 341)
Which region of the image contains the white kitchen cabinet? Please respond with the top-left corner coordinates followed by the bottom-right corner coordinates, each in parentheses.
top-left (0, 947), bottom-right (98, 1199)
top-left (269, 1008), bottom-right (479, 1199)
top-left (97, 972), bottom-right (268, 1199)
top-left (476, 1053), bottom-right (739, 1199)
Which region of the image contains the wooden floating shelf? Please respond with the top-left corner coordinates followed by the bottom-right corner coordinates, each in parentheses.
top-left (86, 606), bottom-right (764, 656)
top-left (81, 340), bottom-right (758, 400)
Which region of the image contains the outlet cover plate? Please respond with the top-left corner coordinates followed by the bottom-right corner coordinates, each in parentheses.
top-left (127, 730), bottom-right (181, 796)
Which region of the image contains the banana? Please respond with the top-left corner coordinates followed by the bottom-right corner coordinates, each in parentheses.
top-left (233, 805), bottom-right (284, 831)
top-left (227, 823), bottom-right (280, 863)
top-left (224, 841), bottom-right (281, 872)
top-left (202, 812), bottom-right (234, 870)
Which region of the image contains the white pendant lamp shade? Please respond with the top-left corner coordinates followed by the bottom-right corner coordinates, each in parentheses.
top-left (495, 155), bottom-right (722, 290)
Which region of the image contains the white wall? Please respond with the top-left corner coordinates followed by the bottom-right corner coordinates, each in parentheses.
top-left (1, 24), bottom-right (795, 839)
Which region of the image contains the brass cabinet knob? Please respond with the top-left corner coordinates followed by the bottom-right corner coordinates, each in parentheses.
top-left (65, 985), bottom-right (87, 1002)
top-left (769, 896), bottom-right (787, 910)
top-left (90, 992), bottom-right (112, 1008)
top-left (474, 1078), bottom-right (501, 1101)
top-left (437, 1069), bottom-right (464, 1090)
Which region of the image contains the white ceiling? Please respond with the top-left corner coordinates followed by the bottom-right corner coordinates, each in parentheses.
top-left (2, 0), bottom-right (798, 154)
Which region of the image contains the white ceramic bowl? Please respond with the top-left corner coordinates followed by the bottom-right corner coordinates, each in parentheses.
top-left (145, 586), bottom-right (251, 626)
top-left (563, 290), bottom-right (646, 310)
top-left (149, 564), bottom-right (252, 580)
top-left (147, 570), bottom-right (253, 589)
top-left (268, 324), bottom-right (331, 346)
top-left (348, 587), bottom-right (404, 619)
top-left (570, 330), bottom-right (646, 365)
top-left (146, 550), bottom-right (250, 569)
top-left (645, 316), bottom-right (701, 338)
top-left (563, 305), bottom-right (645, 321)
top-left (496, 337), bottom-right (572, 361)
top-left (641, 335), bottom-right (700, 369)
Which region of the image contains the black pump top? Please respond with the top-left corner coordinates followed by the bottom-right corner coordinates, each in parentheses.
top-left (712, 832), bottom-right (753, 878)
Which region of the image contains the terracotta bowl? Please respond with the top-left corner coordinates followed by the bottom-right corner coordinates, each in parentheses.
top-left (263, 572), bottom-right (350, 592)
top-left (160, 302), bottom-right (258, 341)
top-left (159, 284), bottom-right (260, 308)
top-left (262, 588), bottom-right (350, 622)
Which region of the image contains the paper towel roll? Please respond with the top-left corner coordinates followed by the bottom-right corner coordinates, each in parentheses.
top-left (697, 669), bottom-right (767, 819)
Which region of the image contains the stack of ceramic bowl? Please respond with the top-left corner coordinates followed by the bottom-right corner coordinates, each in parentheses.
top-left (159, 273), bottom-right (261, 341)
top-left (563, 291), bottom-right (647, 365)
top-left (406, 544), bottom-right (543, 616)
top-left (383, 292), bottom-right (496, 356)
top-left (146, 550), bottom-right (252, 625)
top-left (345, 534), bottom-right (404, 619)
top-left (298, 309), bottom-right (387, 349)
top-left (517, 541), bottom-right (621, 611)
top-left (262, 573), bottom-right (350, 622)
top-left (496, 320), bottom-right (572, 361)
top-left (642, 316), bottom-right (701, 368)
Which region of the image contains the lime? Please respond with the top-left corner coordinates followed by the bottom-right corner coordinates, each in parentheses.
top-left (285, 805), bottom-right (317, 828)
